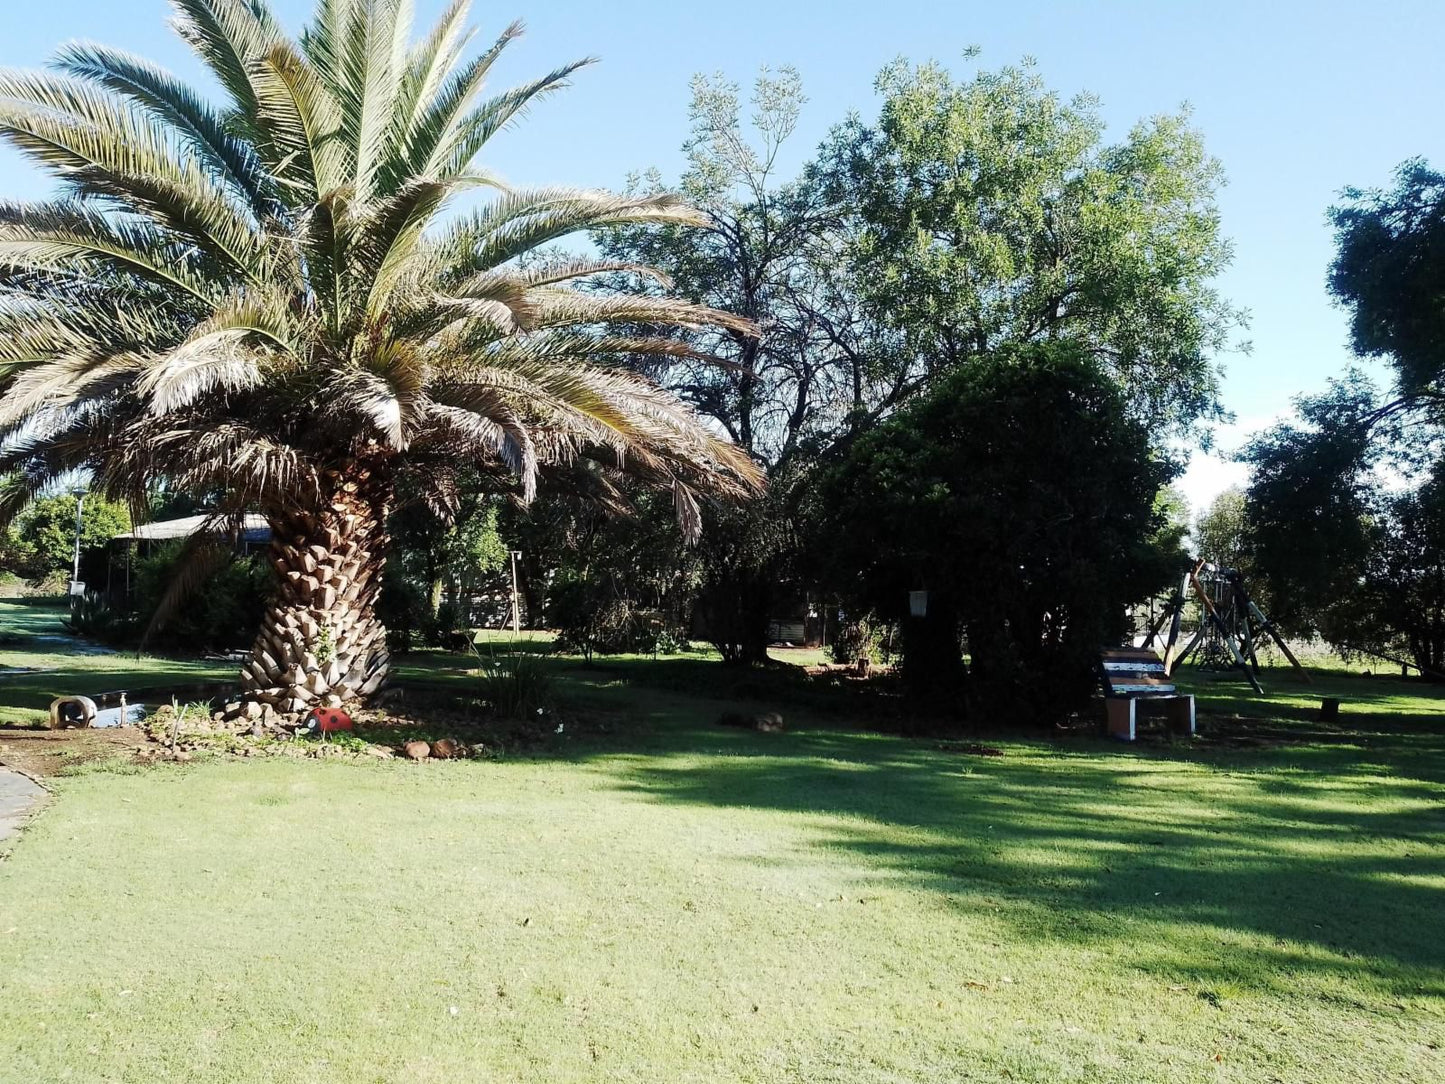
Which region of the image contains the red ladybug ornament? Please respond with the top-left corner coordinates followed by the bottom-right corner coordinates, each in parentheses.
top-left (302, 707), bottom-right (353, 734)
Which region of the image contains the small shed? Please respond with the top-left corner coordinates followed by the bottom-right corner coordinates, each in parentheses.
top-left (105, 514), bottom-right (272, 602)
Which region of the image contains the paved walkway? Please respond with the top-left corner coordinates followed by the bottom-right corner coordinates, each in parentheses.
top-left (0, 766), bottom-right (46, 850)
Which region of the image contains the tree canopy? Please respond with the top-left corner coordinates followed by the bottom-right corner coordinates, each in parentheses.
top-left (815, 340), bottom-right (1181, 716)
top-left (819, 56), bottom-right (1242, 435)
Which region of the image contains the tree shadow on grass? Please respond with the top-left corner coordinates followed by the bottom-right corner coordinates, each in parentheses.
top-left (589, 684), bottom-right (1445, 998)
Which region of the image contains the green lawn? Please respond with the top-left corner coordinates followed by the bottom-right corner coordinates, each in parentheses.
top-left (0, 600), bottom-right (232, 726)
top-left (1, 602), bottom-right (1443, 1081)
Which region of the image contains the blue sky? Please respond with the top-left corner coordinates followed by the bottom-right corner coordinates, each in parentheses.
top-left (2, 1), bottom-right (1441, 511)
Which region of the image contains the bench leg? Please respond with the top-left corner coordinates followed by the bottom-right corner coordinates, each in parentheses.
top-left (1106, 698), bottom-right (1136, 741)
top-left (1166, 695), bottom-right (1196, 736)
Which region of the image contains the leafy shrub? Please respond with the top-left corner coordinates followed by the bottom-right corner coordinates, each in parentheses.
top-left (474, 649), bottom-right (552, 719)
top-left (64, 592), bottom-right (141, 643)
top-left (130, 543), bottom-right (271, 651)
top-left (829, 619), bottom-right (889, 665)
top-left (549, 575), bottom-right (684, 659)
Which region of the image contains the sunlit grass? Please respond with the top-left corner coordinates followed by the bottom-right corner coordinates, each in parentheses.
top-left (1, 602), bottom-right (1443, 1081)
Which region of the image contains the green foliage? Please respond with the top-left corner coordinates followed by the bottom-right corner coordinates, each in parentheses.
top-left (1241, 159), bottom-right (1445, 675)
top-left (474, 649), bottom-right (553, 720)
top-left (815, 341), bottom-right (1181, 718)
top-left (514, 486), bottom-right (701, 659)
top-left (1194, 487), bottom-right (1248, 570)
top-left (389, 484), bottom-right (511, 646)
top-left (126, 541), bottom-right (270, 651)
top-left (63, 592), bottom-right (140, 644)
top-left (1240, 375), bottom-right (1384, 642)
top-left (1329, 158), bottom-right (1445, 395)
top-left (135, 544), bottom-right (268, 651)
top-left (0, 492), bottom-right (130, 580)
top-left (1242, 378), bottom-right (1445, 674)
top-left (818, 55), bottom-right (1242, 434)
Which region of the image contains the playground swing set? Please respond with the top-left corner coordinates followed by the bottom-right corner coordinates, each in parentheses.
top-left (1099, 559), bottom-right (1310, 741)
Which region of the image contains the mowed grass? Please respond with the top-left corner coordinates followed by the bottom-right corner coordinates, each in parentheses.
top-left (1, 644), bottom-right (1444, 1083)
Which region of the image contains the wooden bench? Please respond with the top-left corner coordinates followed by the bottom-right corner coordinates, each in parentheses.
top-left (1099, 648), bottom-right (1195, 741)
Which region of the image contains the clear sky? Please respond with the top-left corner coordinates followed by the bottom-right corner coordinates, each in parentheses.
top-left (2, 1), bottom-right (1441, 512)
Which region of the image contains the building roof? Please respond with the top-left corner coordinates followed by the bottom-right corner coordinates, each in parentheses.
top-left (114, 514), bottom-right (271, 544)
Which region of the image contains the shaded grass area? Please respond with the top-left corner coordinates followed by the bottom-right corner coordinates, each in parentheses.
top-left (0, 601), bottom-right (231, 727)
top-left (1, 599), bottom-right (1443, 1080)
top-left (0, 645), bottom-right (1441, 1081)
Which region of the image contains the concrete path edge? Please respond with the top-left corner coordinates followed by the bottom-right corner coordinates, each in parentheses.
top-left (0, 765), bottom-right (49, 854)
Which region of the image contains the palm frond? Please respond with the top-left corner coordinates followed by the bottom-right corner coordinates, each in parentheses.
top-left (431, 58), bottom-right (594, 177)
top-left (52, 41), bottom-right (275, 216)
top-left (433, 188), bottom-right (707, 277)
top-left (392, 17), bottom-right (522, 182)
top-left (249, 40), bottom-right (350, 198)
top-left (0, 201), bottom-right (221, 304)
top-left (167, 0), bottom-right (284, 119)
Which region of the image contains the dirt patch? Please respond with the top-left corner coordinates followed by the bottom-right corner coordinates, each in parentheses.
top-left (0, 726), bottom-right (152, 778)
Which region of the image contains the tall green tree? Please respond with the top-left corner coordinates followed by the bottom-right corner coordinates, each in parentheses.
top-left (1238, 159), bottom-right (1445, 673)
top-left (1240, 373), bottom-right (1445, 674)
top-left (0, 491), bottom-right (131, 580)
top-left (815, 341), bottom-right (1180, 717)
top-left (605, 55), bottom-right (1240, 662)
top-left (1194, 487), bottom-right (1249, 571)
top-left (599, 69), bottom-right (897, 663)
top-left (0, 1), bottom-right (758, 716)
top-left (820, 55), bottom-right (1242, 435)
top-left (1331, 159), bottom-right (1445, 404)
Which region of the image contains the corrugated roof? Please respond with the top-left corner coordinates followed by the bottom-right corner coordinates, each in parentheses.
top-left (114, 514), bottom-right (271, 543)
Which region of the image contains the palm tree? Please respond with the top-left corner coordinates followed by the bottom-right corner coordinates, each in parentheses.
top-left (0, 0), bottom-right (760, 717)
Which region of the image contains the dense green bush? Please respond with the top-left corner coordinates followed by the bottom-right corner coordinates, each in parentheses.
top-left (66, 542), bottom-right (270, 651)
top-left (549, 573), bottom-right (675, 659)
top-left (814, 342), bottom-right (1184, 720)
top-left (0, 493), bottom-right (131, 581)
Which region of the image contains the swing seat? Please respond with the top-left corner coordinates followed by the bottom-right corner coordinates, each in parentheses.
top-left (1099, 648), bottom-right (1195, 741)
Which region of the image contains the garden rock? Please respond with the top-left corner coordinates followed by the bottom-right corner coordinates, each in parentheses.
top-left (716, 711), bottom-right (785, 733)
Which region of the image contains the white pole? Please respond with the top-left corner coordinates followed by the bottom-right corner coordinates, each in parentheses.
top-left (71, 493), bottom-right (85, 585)
top-left (510, 550), bottom-right (521, 638)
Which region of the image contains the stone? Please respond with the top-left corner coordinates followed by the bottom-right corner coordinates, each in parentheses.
top-left (365, 744), bottom-right (394, 759)
top-left (716, 711), bottom-right (784, 732)
top-left (243, 701), bottom-right (264, 721)
top-left (752, 712), bottom-right (784, 733)
top-left (430, 738), bottom-right (460, 760)
top-left (403, 740), bottom-right (431, 761)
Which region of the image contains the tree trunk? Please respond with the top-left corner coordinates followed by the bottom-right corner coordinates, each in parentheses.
top-left (241, 474), bottom-right (391, 718)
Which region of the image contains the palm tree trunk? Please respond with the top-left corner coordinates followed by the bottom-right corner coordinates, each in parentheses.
top-left (241, 475), bottom-right (391, 718)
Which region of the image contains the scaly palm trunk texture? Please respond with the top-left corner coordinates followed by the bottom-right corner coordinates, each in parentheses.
top-left (242, 472), bottom-right (390, 716)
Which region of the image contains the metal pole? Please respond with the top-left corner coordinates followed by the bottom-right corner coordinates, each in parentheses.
top-left (71, 492), bottom-right (85, 586)
top-left (509, 550), bottom-right (521, 638)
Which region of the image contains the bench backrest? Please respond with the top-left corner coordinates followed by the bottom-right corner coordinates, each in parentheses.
top-left (1100, 648), bottom-right (1177, 697)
